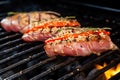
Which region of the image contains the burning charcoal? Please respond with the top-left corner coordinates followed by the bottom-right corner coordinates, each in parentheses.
top-left (71, 74), bottom-right (85, 80)
top-left (87, 68), bottom-right (107, 80)
top-left (109, 72), bottom-right (120, 80)
top-left (64, 61), bottom-right (80, 71)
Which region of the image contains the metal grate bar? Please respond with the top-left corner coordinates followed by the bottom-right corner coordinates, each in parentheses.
top-left (0, 32), bottom-right (12, 37)
top-left (76, 51), bottom-right (119, 71)
top-left (88, 56), bottom-right (120, 80)
top-left (0, 28), bottom-right (3, 31)
top-left (0, 51), bottom-right (45, 74)
top-left (0, 1), bottom-right (10, 5)
top-left (0, 33), bottom-right (21, 42)
top-left (58, 66), bottom-right (85, 80)
top-left (109, 72), bottom-right (120, 80)
top-left (30, 57), bottom-right (77, 80)
top-left (0, 44), bottom-right (43, 64)
top-left (4, 56), bottom-right (56, 80)
top-left (0, 43), bottom-right (28, 57)
top-left (0, 38), bottom-right (22, 49)
top-left (58, 50), bottom-right (116, 80)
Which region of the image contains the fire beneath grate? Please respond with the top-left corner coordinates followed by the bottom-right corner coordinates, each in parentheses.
top-left (0, 0), bottom-right (120, 80)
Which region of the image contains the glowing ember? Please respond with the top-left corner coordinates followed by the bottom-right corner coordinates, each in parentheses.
top-left (96, 63), bottom-right (120, 80)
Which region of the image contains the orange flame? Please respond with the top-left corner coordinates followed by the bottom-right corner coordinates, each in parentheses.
top-left (96, 63), bottom-right (120, 80)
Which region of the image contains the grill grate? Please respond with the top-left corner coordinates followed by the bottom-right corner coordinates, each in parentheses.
top-left (0, 33), bottom-right (21, 42)
top-left (0, 44), bottom-right (44, 64)
top-left (4, 55), bottom-right (56, 80)
top-left (58, 50), bottom-right (120, 80)
top-left (30, 57), bottom-right (77, 80)
top-left (88, 55), bottom-right (120, 80)
top-left (0, 38), bottom-right (22, 49)
top-left (0, 0), bottom-right (120, 80)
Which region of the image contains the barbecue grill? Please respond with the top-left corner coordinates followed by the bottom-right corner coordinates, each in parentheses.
top-left (0, 0), bottom-right (120, 80)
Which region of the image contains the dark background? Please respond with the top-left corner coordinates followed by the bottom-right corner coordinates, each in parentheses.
top-left (0, 0), bottom-right (120, 11)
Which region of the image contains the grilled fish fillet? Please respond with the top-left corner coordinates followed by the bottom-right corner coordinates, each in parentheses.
top-left (0, 11), bottom-right (60, 33)
top-left (22, 18), bottom-right (80, 42)
top-left (44, 27), bottom-right (118, 57)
